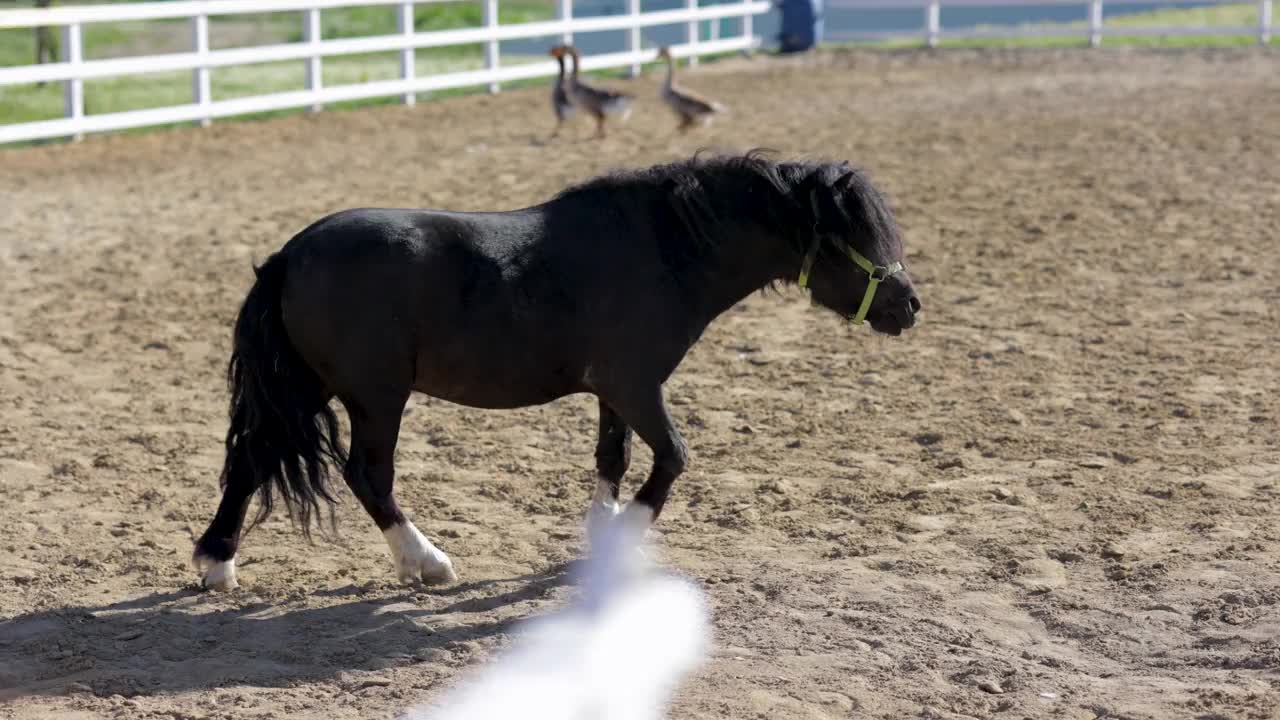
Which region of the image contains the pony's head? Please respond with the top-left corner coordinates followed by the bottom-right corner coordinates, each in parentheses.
top-left (796, 164), bottom-right (920, 336)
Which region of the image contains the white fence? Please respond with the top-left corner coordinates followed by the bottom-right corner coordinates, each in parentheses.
top-left (0, 0), bottom-right (768, 144)
top-left (0, 0), bottom-right (1273, 146)
top-left (822, 0), bottom-right (1272, 48)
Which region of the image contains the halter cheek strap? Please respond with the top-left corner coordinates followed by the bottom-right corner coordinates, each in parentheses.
top-left (799, 194), bottom-right (905, 325)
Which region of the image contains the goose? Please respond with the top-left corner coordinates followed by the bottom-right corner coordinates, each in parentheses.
top-left (562, 44), bottom-right (635, 139)
top-left (656, 46), bottom-right (724, 132)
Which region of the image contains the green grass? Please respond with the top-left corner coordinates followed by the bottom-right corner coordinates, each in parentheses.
top-left (316, 2), bottom-right (553, 40)
top-left (1098, 1), bottom-right (1273, 46)
top-left (834, 1), bottom-right (1275, 50)
top-left (1107, 2), bottom-right (1260, 28)
top-left (0, 49), bottom-right (546, 124)
top-left (0, 1), bottom-right (554, 125)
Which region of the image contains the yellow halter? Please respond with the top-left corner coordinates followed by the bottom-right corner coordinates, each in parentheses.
top-left (797, 193), bottom-right (904, 325)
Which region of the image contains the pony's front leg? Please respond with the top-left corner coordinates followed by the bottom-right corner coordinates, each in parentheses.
top-left (586, 398), bottom-right (633, 544)
top-left (597, 386), bottom-right (688, 547)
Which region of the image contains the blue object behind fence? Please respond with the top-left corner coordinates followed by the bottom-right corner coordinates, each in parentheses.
top-left (776, 0), bottom-right (822, 53)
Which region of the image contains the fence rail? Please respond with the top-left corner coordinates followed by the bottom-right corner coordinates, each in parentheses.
top-left (0, 0), bottom-right (1274, 146)
top-left (0, 0), bottom-right (767, 144)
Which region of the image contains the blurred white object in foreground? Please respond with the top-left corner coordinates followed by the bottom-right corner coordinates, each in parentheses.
top-left (405, 511), bottom-right (710, 720)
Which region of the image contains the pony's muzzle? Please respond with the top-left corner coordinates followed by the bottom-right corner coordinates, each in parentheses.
top-left (894, 291), bottom-right (922, 330)
top-left (871, 287), bottom-right (921, 335)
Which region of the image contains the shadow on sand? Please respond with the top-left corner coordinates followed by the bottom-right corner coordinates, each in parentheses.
top-left (0, 563), bottom-right (572, 702)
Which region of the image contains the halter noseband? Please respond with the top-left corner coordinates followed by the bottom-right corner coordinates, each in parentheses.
top-left (797, 192), bottom-right (904, 325)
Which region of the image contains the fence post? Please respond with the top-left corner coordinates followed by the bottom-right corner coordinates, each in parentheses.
top-left (558, 0), bottom-right (573, 45)
top-left (483, 0), bottom-right (499, 93)
top-left (304, 7), bottom-right (323, 112)
top-left (398, 1), bottom-right (415, 105)
top-left (1088, 0), bottom-right (1102, 47)
top-left (686, 0), bottom-right (698, 67)
top-left (191, 14), bottom-right (211, 127)
top-left (742, 0), bottom-right (754, 51)
top-left (62, 22), bottom-right (84, 141)
top-left (1261, 0), bottom-right (1273, 44)
top-left (926, 0), bottom-right (940, 48)
top-left (628, 0), bottom-right (642, 77)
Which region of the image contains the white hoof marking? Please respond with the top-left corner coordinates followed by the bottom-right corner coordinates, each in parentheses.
top-left (588, 500), bottom-right (653, 554)
top-left (585, 477), bottom-right (622, 545)
top-left (384, 521), bottom-right (457, 585)
top-left (193, 553), bottom-right (239, 592)
top-left (616, 502), bottom-right (654, 545)
top-left (584, 501), bottom-right (655, 589)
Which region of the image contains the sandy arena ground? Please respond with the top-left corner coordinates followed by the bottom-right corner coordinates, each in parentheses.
top-left (1, 47), bottom-right (1278, 720)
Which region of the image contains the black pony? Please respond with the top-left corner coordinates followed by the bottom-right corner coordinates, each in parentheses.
top-left (192, 151), bottom-right (921, 590)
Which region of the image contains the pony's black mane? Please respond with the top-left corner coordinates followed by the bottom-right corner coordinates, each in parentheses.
top-left (554, 150), bottom-right (900, 286)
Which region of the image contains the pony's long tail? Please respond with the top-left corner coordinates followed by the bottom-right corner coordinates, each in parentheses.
top-left (221, 251), bottom-right (347, 536)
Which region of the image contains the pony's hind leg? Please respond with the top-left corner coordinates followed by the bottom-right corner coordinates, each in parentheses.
top-left (586, 398), bottom-right (633, 544)
top-left (193, 389), bottom-right (336, 592)
top-left (343, 392), bottom-right (457, 585)
top-left (595, 385), bottom-right (687, 548)
top-left (192, 470), bottom-right (255, 591)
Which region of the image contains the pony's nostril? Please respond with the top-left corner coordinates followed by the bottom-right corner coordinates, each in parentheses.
top-left (908, 295), bottom-right (922, 314)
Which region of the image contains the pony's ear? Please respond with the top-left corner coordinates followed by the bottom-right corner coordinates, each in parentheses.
top-left (805, 172), bottom-right (848, 236)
